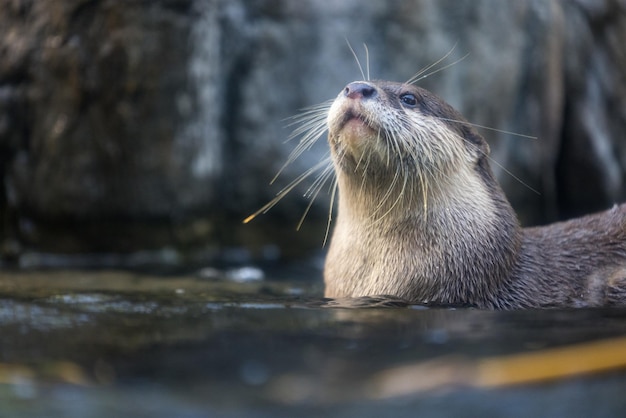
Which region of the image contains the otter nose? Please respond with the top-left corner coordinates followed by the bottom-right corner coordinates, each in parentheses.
top-left (343, 82), bottom-right (377, 100)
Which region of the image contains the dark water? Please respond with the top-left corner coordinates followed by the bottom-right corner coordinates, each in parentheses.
top-left (0, 270), bottom-right (625, 417)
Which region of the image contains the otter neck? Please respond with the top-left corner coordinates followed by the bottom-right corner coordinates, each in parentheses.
top-left (327, 163), bottom-right (522, 306)
top-left (334, 163), bottom-right (484, 227)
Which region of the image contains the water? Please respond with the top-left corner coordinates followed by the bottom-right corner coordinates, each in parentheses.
top-left (0, 270), bottom-right (625, 417)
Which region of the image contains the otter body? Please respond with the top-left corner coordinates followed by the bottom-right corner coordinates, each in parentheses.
top-left (323, 80), bottom-right (626, 309)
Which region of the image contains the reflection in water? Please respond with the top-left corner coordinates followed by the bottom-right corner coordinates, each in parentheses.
top-left (0, 271), bottom-right (625, 417)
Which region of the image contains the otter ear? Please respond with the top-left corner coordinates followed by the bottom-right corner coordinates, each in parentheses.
top-left (464, 128), bottom-right (490, 158)
top-left (481, 138), bottom-right (490, 156)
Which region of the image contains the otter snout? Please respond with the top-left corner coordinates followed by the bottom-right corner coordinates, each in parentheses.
top-left (343, 82), bottom-right (377, 100)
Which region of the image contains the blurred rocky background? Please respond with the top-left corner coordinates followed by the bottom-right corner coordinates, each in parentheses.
top-left (1, 0), bottom-right (625, 268)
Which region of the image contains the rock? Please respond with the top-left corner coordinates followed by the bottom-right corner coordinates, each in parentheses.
top-left (1, 0), bottom-right (223, 253)
top-left (557, 0), bottom-right (626, 220)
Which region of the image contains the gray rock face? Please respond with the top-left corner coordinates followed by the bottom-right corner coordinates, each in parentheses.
top-left (1, 0), bottom-right (625, 262)
top-left (1, 0), bottom-right (223, 254)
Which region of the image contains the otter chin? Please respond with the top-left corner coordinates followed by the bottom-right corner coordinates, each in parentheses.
top-left (322, 80), bottom-right (626, 309)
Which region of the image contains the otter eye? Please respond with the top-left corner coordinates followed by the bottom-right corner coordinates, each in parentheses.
top-left (400, 93), bottom-right (417, 108)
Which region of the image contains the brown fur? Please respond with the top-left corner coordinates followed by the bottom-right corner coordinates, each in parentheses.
top-left (323, 80), bottom-right (626, 309)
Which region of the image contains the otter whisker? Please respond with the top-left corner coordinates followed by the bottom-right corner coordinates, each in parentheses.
top-left (359, 149), bottom-right (373, 194)
top-left (402, 162), bottom-right (414, 208)
top-left (286, 103), bottom-right (332, 134)
top-left (380, 122), bottom-right (435, 220)
top-left (271, 104), bottom-right (331, 183)
top-left (388, 127), bottom-right (404, 162)
top-left (346, 39), bottom-right (367, 81)
top-left (410, 52), bottom-right (471, 85)
top-left (406, 43), bottom-right (458, 84)
top-left (285, 104), bottom-right (331, 142)
top-left (484, 154), bottom-right (541, 195)
top-left (418, 170), bottom-right (429, 219)
top-left (370, 162), bottom-right (403, 220)
top-left (381, 130), bottom-right (392, 168)
top-left (323, 178), bottom-right (339, 247)
top-left (285, 102), bottom-right (332, 145)
top-left (287, 121), bottom-right (327, 155)
top-left (304, 153), bottom-right (335, 199)
top-left (372, 172), bottom-right (400, 221)
top-left (243, 157), bottom-right (331, 224)
top-left (370, 166), bottom-right (410, 226)
top-left (297, 162), bottom-right (336, 231)
top-left (365, 43), bottom-right (371, 81)
top-left (456, 134), bottom-right (540, 195)
top-left (399, 135), bottom-right (434, 218)
top-left (283, 123), bottom-right (326, 161)
top-left (435, 117), bottom-right (537, 140)
top-left (354, 135), bottom-right (371, 173)
top-left (403, 126), bottom-right (457, 205)
top-left (405, 42), bottom-right (460, 84)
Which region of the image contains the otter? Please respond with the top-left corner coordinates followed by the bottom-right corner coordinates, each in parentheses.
top-left (319, 80), bottom-right (626, 309)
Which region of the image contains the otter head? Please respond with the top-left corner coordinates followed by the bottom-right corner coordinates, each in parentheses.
top-left (327, 80), bottom-right (490, 190)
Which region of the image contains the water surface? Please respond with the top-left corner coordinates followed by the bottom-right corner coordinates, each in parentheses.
top-left (0, 270), bottom-right (625, 417)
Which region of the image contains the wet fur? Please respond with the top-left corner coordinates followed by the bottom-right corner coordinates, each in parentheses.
top-left (323, 80), bottom-right (626, 309)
